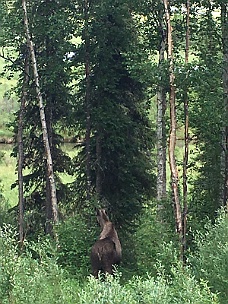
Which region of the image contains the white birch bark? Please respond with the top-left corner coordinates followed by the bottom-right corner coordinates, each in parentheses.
top-left (157, 2), bottom-right (167, 202)
top-left (22, 0), bottom-right (58, 225)
top-left (163, 0), bottom-right (183, 251)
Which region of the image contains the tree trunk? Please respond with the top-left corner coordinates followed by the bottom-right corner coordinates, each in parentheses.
top-left (96, 133), bottom-right (102, 199)
top-left (163, 0), bottom-right (183, 257)
top-left (84, 0), bottom-right (92, 200)
top-left (157, 1), bottom-right (167, 203)
top-left (182, 0), bottom-right (190, 261)
top-left (221, 3), bottom-right (228, 212)
top-left (17, 50), bottom-right (29, 244)
top-left (22, 0), bottom-right (58, 226)
top-left (45, 106), bottom-right (54, 234)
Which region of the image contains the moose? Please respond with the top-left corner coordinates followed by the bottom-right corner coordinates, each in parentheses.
top-left (90, 209), bottom-right (122, 278)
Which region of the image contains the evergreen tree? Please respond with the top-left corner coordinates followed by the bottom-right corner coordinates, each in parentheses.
top-left (72, 0), bottom-right (156, 228)
top-left (6, 0), bottom-right (75, 237)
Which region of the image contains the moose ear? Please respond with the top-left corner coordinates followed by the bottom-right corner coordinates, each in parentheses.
top-left (100, 208), bottom-right (107, 215)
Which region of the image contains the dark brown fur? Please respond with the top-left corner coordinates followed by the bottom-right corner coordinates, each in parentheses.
top-left (90, 209), bottom-right (122, 278)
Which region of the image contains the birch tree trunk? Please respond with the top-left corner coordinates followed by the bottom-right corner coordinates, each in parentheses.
top-left (182, 0), bottom-right (190, 260)
top-left (45, 106), bottom-right (55, 234)
top-left (22, 0), bottom-right (58, 226)
top-left (221, 3), bottom-right (228, 212)
top-left (163, 0), bottom-right (183, 258)
top-left (157, 2), bottom-right (167, 202)
top-left (18, 51), bottom-right (29, 244)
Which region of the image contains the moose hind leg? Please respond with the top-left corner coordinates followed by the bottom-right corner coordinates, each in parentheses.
top-left (104, 263), bottom-right (113, 276)
top-left (92, 267), bottom-right (99, 279)
top-left (91, 250), bottom-right (102, 278)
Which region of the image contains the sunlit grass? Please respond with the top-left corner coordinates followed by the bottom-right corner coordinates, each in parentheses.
top-left (0, 143), bottom-right (78, 207)
top-left (0, 146), bottom-right (18, 206)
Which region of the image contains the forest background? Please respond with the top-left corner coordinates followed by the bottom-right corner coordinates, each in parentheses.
top-left (0, 0), bottom-right (227, 303)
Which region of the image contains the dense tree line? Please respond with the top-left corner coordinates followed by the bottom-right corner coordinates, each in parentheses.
top-left (0, 0), bottom-right (227, 261)
top-left (0, 0), bottom-right (228, 302)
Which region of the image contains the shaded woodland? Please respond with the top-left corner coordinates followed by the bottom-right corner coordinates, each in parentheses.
top-left (0, 0), bottom-right (227, 303)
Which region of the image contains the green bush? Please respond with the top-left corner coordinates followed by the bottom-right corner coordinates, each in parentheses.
top-left (131, 207), bottom-right (178, 277)
top-left (168, 266), bottom-right (219, 304)
top-left (190, 210), bottom-right (228, 303)
top-left (0, 225), bottom-right (81, 303)
top-left (79, 274), bottom-right (136, 304)
top-left (0, 224), bottom-right (219, 304)
top-left (77, 269), bottom-right (218, 304)
top-left (56, 214), bottom-right (98, 278)
top-left (0, 194), bottom-right (15, 226)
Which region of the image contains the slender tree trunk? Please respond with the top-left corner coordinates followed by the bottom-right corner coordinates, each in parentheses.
top-left (45, 106), bottom-right (54, 234)
top-left (18, 51), bottom-right (29, 244)
top-left (164, 0), bottom-right (183, 258)
top-left (84, 0), bottom-right (92, 200)
top-left (182, 0), bottom-right (190, 260)
top-left (96, 133), bottom-right (102, 198)
top-left (157, 2), bottom-right (167, 203)
top-left (22, 0), bottom-right (58, 226)
top-left (221, 3), bottom-right (228, 212)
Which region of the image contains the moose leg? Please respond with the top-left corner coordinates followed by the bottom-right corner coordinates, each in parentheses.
top-left (104, 263), bottom-right (113, 276)
top-left (92, 267), bottom-right (99, 279)
top-left (91, 248), bottom-right (102, 279)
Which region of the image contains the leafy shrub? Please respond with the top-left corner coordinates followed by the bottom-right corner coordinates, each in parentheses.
top-left (0, 224), bottom-right (18, 301)
top-left (168, 266), bottom-right (219, 304)
top-left (0, 193), bottom-right (16, 226)
top-left (0, 224), bottom-right (81, 303)
top-left (77, 269), bottom-right (218, 304)
top-left (56, 213), bottom-right (98, 278)
top-left (131, 207), bottom-right (178, 277)
top-left (190, 210), bottom-right (228, 303)
top-left (79, 274), bottom-right (136, 304)
top-left (0, 224), bottom-right (219, 304)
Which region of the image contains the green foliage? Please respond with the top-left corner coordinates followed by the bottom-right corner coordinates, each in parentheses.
top-left (78, 270), bottom-right (218, 304)
top-left (56, 214), bottom-right (97, 277)
top-left (0, 220), bottom-right (221, 304)
top-left (0, 152), bottom-right (15, 225)
top-left (130, 206), bottom-right (178, 277)
top-left (0, 56), bottom-right (18, 140)
top-left (0, 224), bottom-right (80, 304)
top-left (3, 0), bottom-right (76, 232)
top-left (79, 274), bottom-right (135, 304)
top-left (190, 211), bottom-right (228, 303)
top-left (187, 6), bottom-right (224, 230)
top-left (0, 146), bottom-right (18, 208)
top-left (73, 0), bottom-right (156, 228)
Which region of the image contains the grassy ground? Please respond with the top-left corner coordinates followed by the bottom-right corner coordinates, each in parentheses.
top-left (0, 144), bottom-right (18, 206)
top-left (0, 143), bottom-right (77, 207)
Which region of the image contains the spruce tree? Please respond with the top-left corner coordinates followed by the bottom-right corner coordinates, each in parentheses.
top-left (73, 0), bottom-right (156, 227)
top-left (7, 0), bottom-right (75, 237)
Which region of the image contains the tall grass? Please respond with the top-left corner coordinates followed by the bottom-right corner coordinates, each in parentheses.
top-left (0, 144), bottom-right (17, 206)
